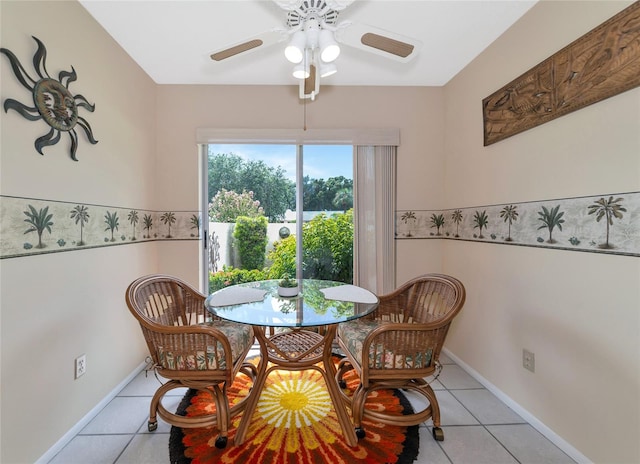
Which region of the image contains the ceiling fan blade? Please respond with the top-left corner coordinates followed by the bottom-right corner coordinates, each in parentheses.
top-left (335, 21), bottom-right (421, 63)
top-left (210, 30), bottom-right (287, 62)
top-left (324, 0), bottom-right (355, 11)
top-left (300, 64), bottom-right (319, 100)
top-left (273, 0), bottom-right (303, 11)
top-left (274, 0), bottom-right (354, 12)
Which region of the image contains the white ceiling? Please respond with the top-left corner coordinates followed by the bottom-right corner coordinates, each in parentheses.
top-left (79, 0), bottom-right (537, 87)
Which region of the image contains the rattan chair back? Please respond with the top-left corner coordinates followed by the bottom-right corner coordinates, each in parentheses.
top-left (336, 273), bottom-right (466, 441)
top-left (125, 274), bottom-right (256, 448)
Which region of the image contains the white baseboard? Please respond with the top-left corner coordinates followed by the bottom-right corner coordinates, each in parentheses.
top-left (37, 353), bottom-right (592, 463)
top-left (35, 360), bottom-right (147, 464)
top-left (442, 348), bottom-right (591, 464)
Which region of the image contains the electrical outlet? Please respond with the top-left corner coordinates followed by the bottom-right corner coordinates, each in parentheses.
top-left (522, 349), bottom-right (535, 373)
top-left (75, 354), bottom-right (87, 379)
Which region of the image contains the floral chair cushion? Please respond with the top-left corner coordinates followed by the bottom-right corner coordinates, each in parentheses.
top-left (338, 319), bottom-right (432, 369)
top-left (157, 321), bottom-right (252, 371)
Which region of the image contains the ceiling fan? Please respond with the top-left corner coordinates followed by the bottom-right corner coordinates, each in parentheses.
top-left (209, 0), bottom-right (421, 100)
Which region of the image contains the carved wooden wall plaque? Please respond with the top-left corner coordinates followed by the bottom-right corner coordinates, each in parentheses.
top-left (483, 1), bottom-right (640, 146)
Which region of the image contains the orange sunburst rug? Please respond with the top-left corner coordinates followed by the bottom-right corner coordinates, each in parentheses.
top-left (169, 356), bottom-right (419, 464)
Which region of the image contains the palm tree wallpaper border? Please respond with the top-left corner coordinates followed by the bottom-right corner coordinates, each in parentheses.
top-left (2, 191), bottom-right (638, 259)
top-left (397, 191), bottom-right (640, 257)
top-left (0, 195), bottom-right (200, 259)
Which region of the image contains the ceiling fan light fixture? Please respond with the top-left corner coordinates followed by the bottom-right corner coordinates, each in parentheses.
top-left (319, 29), bottom-right (340, 62)
top-left (320, 62), bottom-right (337, 77)
top-left (292, 62), bottom-right (310, 79)
top-left (209, 0), bottom-right (421, 102)
top-left (285, 30), bottom-right (306, 63)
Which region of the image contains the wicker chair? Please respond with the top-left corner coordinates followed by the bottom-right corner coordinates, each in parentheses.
top-left (336, 273), bottom-right (466, 441)
top-left (125, 274), bottom-right (256, 448)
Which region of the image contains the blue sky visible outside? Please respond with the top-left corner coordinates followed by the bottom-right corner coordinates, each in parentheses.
top-left (208, 144), bottom-right (353, 181)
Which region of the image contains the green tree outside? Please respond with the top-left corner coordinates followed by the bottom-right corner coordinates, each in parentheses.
top-left (303, 175), bottom-right (353, 211)
top-left (332, 187), bottom-right (353, 211)
top-left (209, 152), bottom-right (353, 219)
top-left (208, 152), bottom-right (294, 221)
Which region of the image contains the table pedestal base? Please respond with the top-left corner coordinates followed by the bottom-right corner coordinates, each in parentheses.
top-left (234, 326), bottom-right (358, 447)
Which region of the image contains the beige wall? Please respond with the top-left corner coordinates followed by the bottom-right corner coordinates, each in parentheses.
top-left (443, 1), bottom-right (640, 463)
top-left (2, 0), bottom-right (639, 463)
top-left (154, 84), bottom-right (447, 286)
top-left (1, 3), bottom-right (447, 461)
top-left (1, 1), bottom-right (158, 462)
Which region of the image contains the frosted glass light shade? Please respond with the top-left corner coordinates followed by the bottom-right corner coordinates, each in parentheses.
top-left (319, 29), bottom-right (340, 62)
top-left (292, 63), bottom-right (310, 79)
top-left (285, 31), bottom-right (306, 64)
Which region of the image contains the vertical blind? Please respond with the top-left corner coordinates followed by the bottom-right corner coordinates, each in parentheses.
top-left (354, 145), bottom-right (396, 294)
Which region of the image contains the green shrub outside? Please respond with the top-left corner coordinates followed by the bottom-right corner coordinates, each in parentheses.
top-left (303, 210), bottom-right (353, 282)
top-left (233, 215), bottom-right (268, 270)
top-left (267, 235), bottom-right (297, 279)
top-left (267, 209), bottom-right (353, 283)
top-left (209, 266), bottom-right (268, 293)
top-left (209, 210), bottom-right (354, 292)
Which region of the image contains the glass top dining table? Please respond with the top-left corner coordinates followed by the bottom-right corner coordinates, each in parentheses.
top-left (204, 279), bottom-right (379, 328)
top-left (204, 279), bottom-right (379, 447)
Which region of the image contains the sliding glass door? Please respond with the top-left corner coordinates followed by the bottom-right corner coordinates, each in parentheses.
top-left (204, 143), bottom-right (353, 293)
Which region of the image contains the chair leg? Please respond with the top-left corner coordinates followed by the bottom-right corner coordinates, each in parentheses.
top-left (336, 358), bottom-right (353, 389)
top-left (148, 380), bottom-right (183, 432)
top-left (347, 378), bottom-right (446, 441)
top-left (337, 360), bottom-right (447, 442)
top-left (419, 381), bottom-right (444, 441)
top-left (148, 379), bottom-right (235, 434)
top-left (424, 384), bottom-right (441, 427)
top-left (148, 392), bottom-right (158, 431)
top-left (350, 384), bottom-right (369, 439)
top-left (211, 384), bottom-right (230, 449)
top-left (335, 359), bottom-right (368, 439)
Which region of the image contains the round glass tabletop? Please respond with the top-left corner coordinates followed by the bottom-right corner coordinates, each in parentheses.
top-left (205, 279), bottom-right (379, 328)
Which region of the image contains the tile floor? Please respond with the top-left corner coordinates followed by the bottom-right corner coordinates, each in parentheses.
top-left (47, 351), bottom-right (577, 464)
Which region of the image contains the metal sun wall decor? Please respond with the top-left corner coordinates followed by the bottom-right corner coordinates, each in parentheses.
top-left (483, 2), bottom-right (640, 146)
top-left (0, 36), bottom-right (98, 160)
top-left (396, 192), bottom-right (640, 257)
